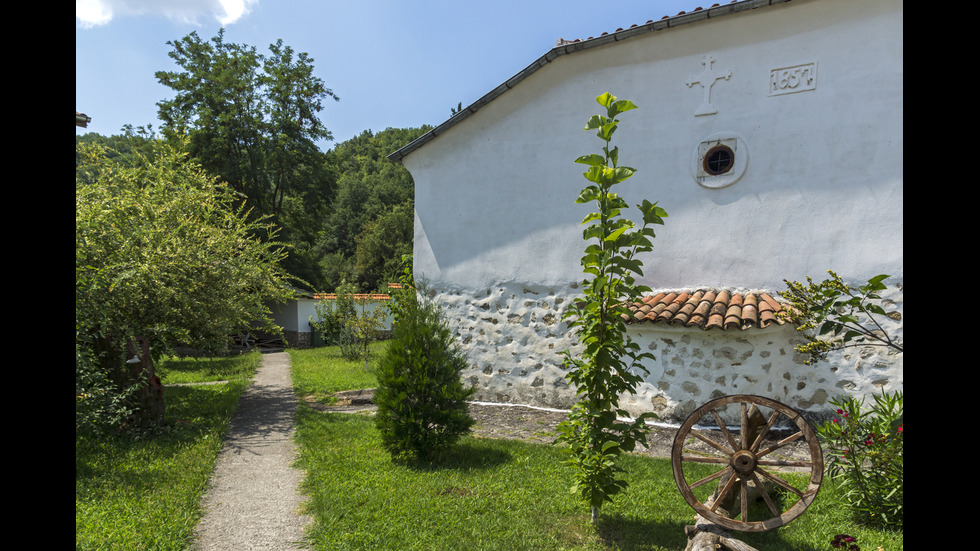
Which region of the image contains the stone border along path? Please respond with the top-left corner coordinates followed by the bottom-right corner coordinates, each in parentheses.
top-left (189, 351), bottom-right (312, 550)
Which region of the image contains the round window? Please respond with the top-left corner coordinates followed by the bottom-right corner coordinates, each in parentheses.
top-left (692, 133), bottom-right (747, 189)
top-left (703, 145), bottom-right (734, 175)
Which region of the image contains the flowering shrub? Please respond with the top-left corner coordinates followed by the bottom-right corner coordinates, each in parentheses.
top-left (831, 533), bottom-right (860, 550)
top-left (816, 391), bottom-right (903, 528)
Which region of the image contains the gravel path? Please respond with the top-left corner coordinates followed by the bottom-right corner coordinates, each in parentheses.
top-left (189, 351), bottom-right (311, 550)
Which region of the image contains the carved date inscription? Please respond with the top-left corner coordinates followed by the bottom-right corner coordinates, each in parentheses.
top-left (769, 62), bottom-right (817, 96)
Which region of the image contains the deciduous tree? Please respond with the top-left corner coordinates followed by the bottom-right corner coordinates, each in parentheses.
top-left (76, 139), bottom-right (295, 432)
top-left (155, 29), bottom-right (338, 288)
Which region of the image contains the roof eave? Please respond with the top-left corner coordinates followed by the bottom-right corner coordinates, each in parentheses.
top-left (387, 0), bottom-right (793, 163)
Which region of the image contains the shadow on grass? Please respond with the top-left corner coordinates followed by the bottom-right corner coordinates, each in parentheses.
top-left (158, 354), bottom-right (256, 382)
top-left (594, 514), bottom-right (691, 550)
top-left (595, 511), bottom-right (828, 551)
top-left (400, 441), bottom-right (513, 472)
top-left (76, 382), bottom-right (247, 493)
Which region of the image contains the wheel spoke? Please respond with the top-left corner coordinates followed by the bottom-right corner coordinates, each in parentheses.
top-left (757, 459), bottom-right (812, 468)
top-left (750, 471), bottom-right (781, 516)
top-left (710, 472), bottom-right (739, 513)
top-left (756, 430), bottom-right (804, 459)
top-left (681, 455), bottom-right (729, 465)
top-left (749, 410), bottom-right (781, 453)
top-left (689, 466), bottom-right (732, 490)
top-left (739, 403), bottom-right (748, 449)
top-left (710, 409), bottom-right (739, 450)
top-left (690, 428), bottom-right (735, 456)
top-left (740, 478), bottom-right (749, 521)
top-left (755, 466), bottom-right (804, 498)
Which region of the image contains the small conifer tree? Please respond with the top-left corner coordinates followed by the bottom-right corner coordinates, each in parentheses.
top-left (373, 257), bottom-right (476, 461)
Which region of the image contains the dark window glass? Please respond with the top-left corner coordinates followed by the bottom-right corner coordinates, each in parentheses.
top-left (704, 145), bottom-right (734, 175)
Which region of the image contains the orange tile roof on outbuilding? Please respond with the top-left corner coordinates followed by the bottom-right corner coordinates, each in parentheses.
top-left (312, 293), bottom-right (391, 301)
top-left (625, 290), bottom-right (786, 331)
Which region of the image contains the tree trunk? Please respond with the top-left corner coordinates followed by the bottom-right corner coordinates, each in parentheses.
top-left (103, 336), bottom-right (165, 430)
top-left (684, 508), bottom-right (759, 551)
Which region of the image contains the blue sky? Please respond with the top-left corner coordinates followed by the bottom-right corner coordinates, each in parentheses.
top-left (77, 0), bottom-right (706, 149)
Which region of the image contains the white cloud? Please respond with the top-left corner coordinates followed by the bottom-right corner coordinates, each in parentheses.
top-left (76, 0), bottom-right (257, 28)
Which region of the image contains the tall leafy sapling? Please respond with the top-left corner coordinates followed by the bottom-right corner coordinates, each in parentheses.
top-left (556, 93), bottom-right (668, 524)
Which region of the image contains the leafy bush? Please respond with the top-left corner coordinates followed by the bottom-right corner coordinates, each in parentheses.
top-left (816, 390), bottom-right (903, 529)
top-left (373, 259), bottom-right (475, 461)
top-left (310, 283), bottom-right (357, 348)
top-left (779, 271), bottom-right (902, 365)
top-left (346, 305), bottom-right (386, 371)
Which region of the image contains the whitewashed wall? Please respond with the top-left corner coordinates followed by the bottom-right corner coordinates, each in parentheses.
top-left (403, 0), bottom-right (903, 421)
top-left (270, 297), bottom-right (394, 348)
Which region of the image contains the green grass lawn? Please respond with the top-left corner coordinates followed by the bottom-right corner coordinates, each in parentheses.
top-left (75, 352), bottom-right (260, 551)
top-left (290, 342), bottom-right (384, 404)
top-left (75, 346), bottom-right (903, 551)
top-left (289, 345), bottom-right (904, 551)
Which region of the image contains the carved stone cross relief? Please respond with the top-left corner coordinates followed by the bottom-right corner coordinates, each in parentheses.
top-left (686, 55), bottom-right (731, 116)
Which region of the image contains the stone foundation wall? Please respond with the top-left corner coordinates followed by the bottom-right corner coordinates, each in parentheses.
top-left (433, 281), bottom-right (903, 424)
top-left (283, 330), bottom-right (311, 349)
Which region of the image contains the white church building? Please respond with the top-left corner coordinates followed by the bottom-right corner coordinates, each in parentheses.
top-left (389, 0), bottom-right (903, 422)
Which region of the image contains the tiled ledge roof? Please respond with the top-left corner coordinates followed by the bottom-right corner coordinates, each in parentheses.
top-left (312, 293), bottom-right (391, 301)
top-left (625, 290), bottom-right (786, 331)
top-left (310, 284), bottom-right (401, 301)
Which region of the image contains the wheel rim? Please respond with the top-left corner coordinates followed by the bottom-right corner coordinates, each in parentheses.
top-left (670, 395), bottom-right (823, 533)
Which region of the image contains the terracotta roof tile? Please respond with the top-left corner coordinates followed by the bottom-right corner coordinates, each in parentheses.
top-left (625, 290), bottom-right (787, 331)
top-left (312, 293), bottom-right (391, 301)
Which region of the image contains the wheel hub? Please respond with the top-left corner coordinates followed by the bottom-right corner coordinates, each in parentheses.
top-left (731, 450), bottom-right (757, 475)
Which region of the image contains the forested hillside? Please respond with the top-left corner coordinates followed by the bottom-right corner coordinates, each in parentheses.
top-left (76, 30), bottom-right (432, 295)
top-left (76, 125), bottom-right (430, 294)
top-left (317, 126), bottom-right (431, 292)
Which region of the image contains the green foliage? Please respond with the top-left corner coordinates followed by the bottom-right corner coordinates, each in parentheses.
top-left (310, 283), bottom-right (358, 347)
top-left (317, 127), bottom-right (431, 291)
top-left (76, 139), bottom-right (295, 433)
top-left (779, 271), bottom-right (903, 365)
top-left (816, 391), bottom-right (903, 529)
top-left (556, 93), bottom-right (667, 523)
top-left (155, 29), bottom-right (338, 290)
top-left (353, 202), bottom-right (415, 291)
top-left (311, 283), bottom-right (386, 364)
top-left (373, 256), bottom-right (476, 462)
top-left (346, 301), bottom-right (387, 370)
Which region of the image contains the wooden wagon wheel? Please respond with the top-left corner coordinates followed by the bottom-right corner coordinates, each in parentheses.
top-left (670, 395), bottom-right (823, 533)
